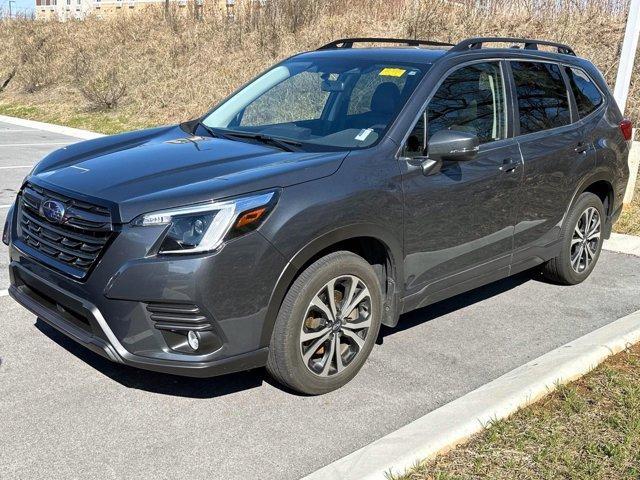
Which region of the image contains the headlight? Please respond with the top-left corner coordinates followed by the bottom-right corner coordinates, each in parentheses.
top-left (133, 191), bottom-right (277, 254)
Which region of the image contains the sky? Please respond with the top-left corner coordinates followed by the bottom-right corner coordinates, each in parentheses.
top-left (1, 0), bottom-right (34, 16)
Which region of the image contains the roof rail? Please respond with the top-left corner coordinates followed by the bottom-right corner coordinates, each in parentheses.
top-left (318, 37), bottom-right (454, 50)
top-left (450, 37), bottom-right (576, 56)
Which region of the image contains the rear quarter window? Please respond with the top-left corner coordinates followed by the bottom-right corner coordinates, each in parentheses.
top-left (511, 61), bottom-right (571, 135)
top-left (564, 66), bottom-right (603, 118)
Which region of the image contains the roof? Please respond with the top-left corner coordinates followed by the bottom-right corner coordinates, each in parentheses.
top-left (295, 47), bottom-right (447, 65)
top-left (294, 37), bottom-right (583, 66)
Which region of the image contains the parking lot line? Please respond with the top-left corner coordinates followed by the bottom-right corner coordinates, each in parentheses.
top-left (0, 289), bottom-right (7, 297)
top-left (0, 165), bottom-right (32, 170)
top-left (0, 114), bottom-right (104, 140)
top-left (0, 143), bottom-right (72, 147)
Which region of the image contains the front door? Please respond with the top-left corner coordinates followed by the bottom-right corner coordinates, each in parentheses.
top-left (400, 60), bottom-right (522, 308)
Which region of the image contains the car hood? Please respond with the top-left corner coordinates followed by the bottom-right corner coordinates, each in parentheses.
top-left (30, 125), bottom-right (347, 223)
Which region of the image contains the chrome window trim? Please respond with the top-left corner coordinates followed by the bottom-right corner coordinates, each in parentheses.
top-left (561, 64), bottom-right (606, 122)
top-left (506, 58), bottom-right (575, 137)
top-left (396, 57), bottom-right (510, 158)
top-left (397, 56), bottom-right (608, 155)
top-left (506, 59), bottom-right (607, 140)
top-left (507, 59), bottom-right (607, 141)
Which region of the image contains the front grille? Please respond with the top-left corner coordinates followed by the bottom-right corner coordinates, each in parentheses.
top-left (146, 303), bottom-right (212, 331)
top-left (18, 183), bottom-right (113, 278)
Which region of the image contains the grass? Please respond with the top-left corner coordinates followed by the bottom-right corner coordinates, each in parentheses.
top-left (0, 0), bottom-right (637, 231)
top-left (0, 101), bottom-right (152, 135)
top-left (617, 179), bottom-right (640, 236)
top-left (1, 0), bottom-right (637, 127)
top-left (395, 343), bottom-right (640, 480)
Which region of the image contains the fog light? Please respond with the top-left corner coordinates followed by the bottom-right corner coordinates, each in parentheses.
top-left (187, 330), bottom-right (200, 351)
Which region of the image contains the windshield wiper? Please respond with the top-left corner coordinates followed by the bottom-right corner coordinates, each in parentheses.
top-left (196, 121), bottom-right (232, 140)
top-left (194, 124), bottom-right (301, 152)
top-left (222, 130), bottom-right (302, 152)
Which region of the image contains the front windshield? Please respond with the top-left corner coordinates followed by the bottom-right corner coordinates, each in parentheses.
top-left (201, 57), bottom-right (427, 151)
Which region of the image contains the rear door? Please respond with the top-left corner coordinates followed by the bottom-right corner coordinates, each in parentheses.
top-left (508, 60), bottom-right (597, 270)
top-left (399, 60), bottom-right (522, 309)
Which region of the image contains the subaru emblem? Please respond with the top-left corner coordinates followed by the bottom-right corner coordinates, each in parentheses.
top-left (41, 199), bottom-right (66, 224)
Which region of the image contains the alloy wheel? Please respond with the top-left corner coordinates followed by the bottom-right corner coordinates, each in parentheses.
top-left (570, 206), bottom-right (601, 274)
top-left (299, 275), bottom-right (372, 377)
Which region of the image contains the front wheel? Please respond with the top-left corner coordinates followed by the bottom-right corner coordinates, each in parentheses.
top-left (266, 251), bottom-right (382, 395)
top-left (542, 192), bottom-right (605, 285)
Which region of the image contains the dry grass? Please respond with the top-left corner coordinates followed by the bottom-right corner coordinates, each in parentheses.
top-left (0, 0), bottom-right (638, 231)
top-left (396, 343), bottom-right (640, 480)
top-left (617, 179), bottom-right (640, 236)
top-left (0, 0), bottom-right (637, 129)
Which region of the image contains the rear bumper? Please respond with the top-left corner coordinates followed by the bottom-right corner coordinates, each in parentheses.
top-left (9, 266), bottom-right (269, 377)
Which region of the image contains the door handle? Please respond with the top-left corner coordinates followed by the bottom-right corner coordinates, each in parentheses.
top-left (499, 158), bottom-right (519, 173)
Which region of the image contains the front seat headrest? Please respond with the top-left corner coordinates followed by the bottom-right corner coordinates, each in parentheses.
top-left (370, 82), bottom-right (401, 114)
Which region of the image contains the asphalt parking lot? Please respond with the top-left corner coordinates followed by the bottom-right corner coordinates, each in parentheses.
top-left (1, 119), bottom-right (639, 480)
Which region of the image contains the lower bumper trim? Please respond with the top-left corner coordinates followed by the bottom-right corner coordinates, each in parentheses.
top-left (9, 283), bottom-right (269, 378)
top-left (10, 284), bottom-right (121, 362)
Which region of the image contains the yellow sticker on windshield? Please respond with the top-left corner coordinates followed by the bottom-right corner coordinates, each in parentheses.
top-left (379, 68), bottom-right (406, 77)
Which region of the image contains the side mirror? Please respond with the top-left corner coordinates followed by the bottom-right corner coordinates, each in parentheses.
top-left (428, 130), bottom-right (479, 162)
top-left (402, 134), bottom-right (441, 176)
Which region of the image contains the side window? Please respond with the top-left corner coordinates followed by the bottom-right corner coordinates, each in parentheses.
top-left (564, 67), bottom-right (603, 118)
top-left (404, 112), bottom-right (426, 157)
top-left (511, 61), bottom-right (571, 135)
top-left (427, 62), bottom-right (506, 145)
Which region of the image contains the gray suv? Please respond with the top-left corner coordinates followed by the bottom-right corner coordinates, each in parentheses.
top-left (4, 37), bottom-right (632, 394)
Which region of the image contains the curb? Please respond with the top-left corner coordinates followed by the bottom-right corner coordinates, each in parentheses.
top-left (623, 139), bottom-right (639, 206)
top-left (0, 114), bottom-right (104, 140)
top-left (604, 232), bottom-right (640, 257)
top-left (302, 308), bottom-right (640, 480)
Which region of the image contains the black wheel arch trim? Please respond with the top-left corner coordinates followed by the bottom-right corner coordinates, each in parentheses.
top-left (563, 170), bottom-right (617, 238)
top-left (259, 224), bottom-right (404, 346)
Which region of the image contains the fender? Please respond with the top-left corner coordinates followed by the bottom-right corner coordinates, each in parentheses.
top-left (258, 223), bottom-right (404, 346)
top-left (561, 168), bottom-right (616, 237)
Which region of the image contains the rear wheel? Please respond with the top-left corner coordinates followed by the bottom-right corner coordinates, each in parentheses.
top-left (266, 251), bottom-right (382, 395)
top-left (542, 192), bottom-right (605, 285)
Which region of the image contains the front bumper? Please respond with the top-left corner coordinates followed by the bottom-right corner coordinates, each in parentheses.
top-left (9, 268), bottom-right (269, 377)
top-left (7, 204), bottom-right (287, 377)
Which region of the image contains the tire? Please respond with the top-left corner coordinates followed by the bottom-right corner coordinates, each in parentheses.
top-left (266, 251), bottom-right (383, 395)
top-left (541, 192), bottom-right (605, 285)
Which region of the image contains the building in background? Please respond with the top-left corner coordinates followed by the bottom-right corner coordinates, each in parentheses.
top-left (27, 0), bottom-right (487, 21)
top-left (34, 0), bottom-right (235, 20)
top-left (35, 0), bottom-right (89, 20)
